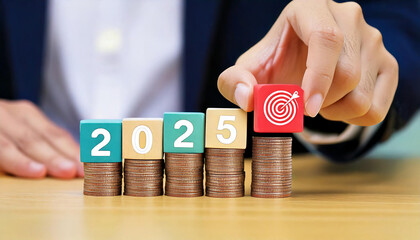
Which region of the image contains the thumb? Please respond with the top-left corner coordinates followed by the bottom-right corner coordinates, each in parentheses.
top-left (217, 65), bottom-right (258, 112)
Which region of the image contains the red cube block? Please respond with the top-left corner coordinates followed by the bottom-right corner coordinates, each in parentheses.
top-left (254, 84), bottom-right (304, 133)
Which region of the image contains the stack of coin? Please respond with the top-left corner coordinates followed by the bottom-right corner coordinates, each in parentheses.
top-left (165, 153), bottom-right (204, 197)
top-left (83, 162), bottom-right (122, 196)
top-left (251, 136), bottom-right (292, 198)
top-left (205, 148), bottom-right (245, 198)
top-left (124, 159), bottom-right (164, 197)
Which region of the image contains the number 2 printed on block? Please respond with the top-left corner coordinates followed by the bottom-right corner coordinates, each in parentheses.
top-left (91, 128), bottom-right (111, 157)
top-left (163, 112), bottom-right (205, 153)
top-left (80, 119), bottom-right (122, 163)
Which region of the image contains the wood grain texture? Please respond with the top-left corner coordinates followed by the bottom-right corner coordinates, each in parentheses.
top-left (0, 155), bottom-right (419, 240)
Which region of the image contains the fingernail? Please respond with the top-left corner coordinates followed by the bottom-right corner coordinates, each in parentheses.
top-left (57, 159), bottom-right (76, 172)
top-left (29, 161), bottom-right (46, 173)
top-left (49, 158), bottom-right (77, 178)
top-left (305, 93), bottom-right (323, 117)
top-left (234, 83), bottom-right (250, 110)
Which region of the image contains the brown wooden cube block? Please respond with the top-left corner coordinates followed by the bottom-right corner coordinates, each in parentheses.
top-left (123, 118), bottom-right (163, 159)
top-left (205, 108), bottom-right (247, 149)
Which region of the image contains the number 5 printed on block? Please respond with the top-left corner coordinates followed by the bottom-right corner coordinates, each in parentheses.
top-left (205, 108), bottom-right (247, 149)
top-left (216, 116), bottom-right (237, 145)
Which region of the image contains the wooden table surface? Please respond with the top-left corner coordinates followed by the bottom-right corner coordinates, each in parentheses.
top-left (0, 154), bottom-right (419, 240)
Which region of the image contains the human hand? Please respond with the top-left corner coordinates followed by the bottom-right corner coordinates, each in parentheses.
top-left (218, 0), bottom-right (398, 126)
top-left (0, 100), bottom-right (83, 178)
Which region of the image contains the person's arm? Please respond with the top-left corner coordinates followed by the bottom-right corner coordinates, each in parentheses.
top-left (0, 4), bottom-right (83, 178)
top-left (360, 0), bottom-right (420, 130)
top-left (217, 0), bottom-right (414, 161)
top-left (295, 0), bottom-right (420, 162)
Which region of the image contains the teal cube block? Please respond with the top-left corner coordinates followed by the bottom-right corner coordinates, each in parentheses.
top-left (163, 112), bottom-right (205, 153)
top-left (80, 119), bottom-right (122, 163)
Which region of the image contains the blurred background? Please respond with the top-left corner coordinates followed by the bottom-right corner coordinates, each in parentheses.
top-left (369, 112), bottom-right (420, 158)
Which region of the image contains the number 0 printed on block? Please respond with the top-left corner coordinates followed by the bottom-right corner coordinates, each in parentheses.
top-left (122, 118), bottom-right (163, 159)
top-left (80, 119), bottom-right (122, 163)
top-left (163, 112), bottom-right (205, 153)
top-left (205, 108), bottom-right (247, 149)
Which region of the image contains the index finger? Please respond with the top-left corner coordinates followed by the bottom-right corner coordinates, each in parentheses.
top-left (286, 0), bottom-right (344, 117)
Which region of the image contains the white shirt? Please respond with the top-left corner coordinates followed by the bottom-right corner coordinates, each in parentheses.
top-left (40, 0), bottom-right (373, 152)
top-left (41, 0), bottom-right (183, 138)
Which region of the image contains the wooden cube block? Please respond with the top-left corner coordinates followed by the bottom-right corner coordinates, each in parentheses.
top-left (163, 112), bottom-right (205, 153)
top-left (205, 108), bottom-right (247, 149)
top-left (122, 118), bottom-right (163, 159)
top-left (80, 119), bottom-right (122, 163)
top-left (254, 84), bottom-right (304, 133)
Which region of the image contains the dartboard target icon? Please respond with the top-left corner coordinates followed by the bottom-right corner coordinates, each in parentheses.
top-left (254, 84), bottom-right (304, 133)
top-left (263, 90), bottom-right (300, 126)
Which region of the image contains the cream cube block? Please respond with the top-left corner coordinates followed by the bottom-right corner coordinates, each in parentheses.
top-left (123, 118), bottom-right (163, 159)
top-left (205, 108), bottom-right (247, 149)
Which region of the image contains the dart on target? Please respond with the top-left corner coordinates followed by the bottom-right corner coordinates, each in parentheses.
top-left (254, 84), bottom-right (304, 133)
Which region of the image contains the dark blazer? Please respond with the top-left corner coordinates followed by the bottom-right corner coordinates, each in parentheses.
top-left (1, 0), bottom-right (419, 161)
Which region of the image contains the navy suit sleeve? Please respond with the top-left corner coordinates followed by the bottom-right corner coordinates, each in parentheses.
top-left (0, 2), bottom-right (14, 99)
top-left (358, 0), bottom-right (420, 130)
top-left (300, 0), bottom-right (420, 162)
